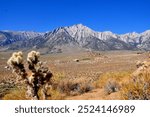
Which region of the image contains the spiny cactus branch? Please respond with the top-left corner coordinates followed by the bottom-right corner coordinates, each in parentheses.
top-left (7, 51), bottom-right (53, 100)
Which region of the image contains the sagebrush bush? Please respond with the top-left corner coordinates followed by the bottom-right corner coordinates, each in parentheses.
top-left (57, 78), bottom-right (93, 96)
top-left (104, 80), bottom-right (120, 95)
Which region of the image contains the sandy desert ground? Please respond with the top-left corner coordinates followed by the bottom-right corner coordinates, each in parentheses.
top-left (0, 50), bottom-right (149, 100)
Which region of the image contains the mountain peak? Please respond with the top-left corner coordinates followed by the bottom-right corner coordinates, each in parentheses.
top-left (68, 23), bottom-right (90, 30)
top-left (73, 24), bottom-right (88, 28)
top-left (142, 30), bottom-right (150, 35)
top-left (63, 24), bottom-right (95, 41)
top-left (74, 23), bottom-right (84, 27)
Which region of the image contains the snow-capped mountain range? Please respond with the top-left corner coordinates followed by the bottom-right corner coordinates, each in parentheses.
top-left (1, 24), bottom-right (150, 52)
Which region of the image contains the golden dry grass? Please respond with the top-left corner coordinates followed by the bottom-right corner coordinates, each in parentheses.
top-left (2, 87), bottom-right (29, 100)
top-left (121, 71), bottom-right (150, 100)
top-left (94, 71), bottom-right (132, 89)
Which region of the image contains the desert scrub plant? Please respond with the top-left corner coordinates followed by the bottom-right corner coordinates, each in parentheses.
top-left (57, 78), bottom-right (93, 96)
top-left (7, 51), bottom-right (53, 100)
top-left (43, 87), bottom-right (65, 100)
top-left (2, 84), bottom-right (65, 100)
top-left (48, 73), bottom-right (93, 97)
top-left (121, 59), bottom-right (150, 100)
top-left (104, 80), bottom-right (120, 95)
top-left (52, 72), bottom-right (66, 83)
top-left (2, 86), bottom-right (29, 100)
top-left (132, 60), bottom-right (150, 77)
top-left (0, 77), bottom-right (16, 98)
top-left (48, 72), bottom-right (66, 91)
top-left (94, 71), bottom-right (131, 89)
top-left (121, 72), bottom-right (150, 100)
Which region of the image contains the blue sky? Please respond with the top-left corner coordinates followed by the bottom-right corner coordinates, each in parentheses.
top-left (0, 0), bottom-right (150, 34)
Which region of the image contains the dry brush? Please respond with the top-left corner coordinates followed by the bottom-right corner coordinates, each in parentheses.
top-left (121, 56), bottom-right (150, 100)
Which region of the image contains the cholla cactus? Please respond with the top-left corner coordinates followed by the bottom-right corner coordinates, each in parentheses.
top-left (7, 51), bottom-right (27, 82)
top-left (7, 51), bottom-right (53, 100)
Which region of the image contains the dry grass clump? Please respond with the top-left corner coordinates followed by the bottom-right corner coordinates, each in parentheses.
top-left (49, 72), bottom-right (66, 91)
top-left (121, 58), bottom-right (150, 100)
top-left (132, 60), bottom-right (150, 77)
top-left (2, 87), bottom-right (29, 100)
top-left (94, 71), bottom-right (131, 89)
top-left (49, 73), bottom-right (93, 97)
top-left (93, 71), bottom-right (131, 96)
top-left (52, 72), bottom-right (66, 83)
top-left (0, 76), bottom-right (17, 98)
top-left (44, 88), bottom-right (65, 100)
top-left (121, 72), bottom-right (150, 100)
top-left (104, 80), bottom-right (120, 95)
top-left (3, 85), bottom-right (65, 100)
top-left (57, 78), bottom-right (93, 96)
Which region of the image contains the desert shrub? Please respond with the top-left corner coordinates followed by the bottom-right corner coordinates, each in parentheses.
top-left (35, 85), bottom-right (64, 100)
top-left (50, 72), bottom-right (66, 90)
top-left (2, 87), bottom-right (29, 100)
top-left (81, 58), bottom-right (91, 61)
top-left (3, 84), bottom-right (65, 100)
top-left (52, 72), bottom-right (66, 83)
top-left (0, 77), bottom-right (16, 98)
top-left (104, 80), bottom-right (120, 95)
top-left (121, 58), bottom-right (150, 100)
top-left (57, 78), bottom-right (93, 96)
top-left (79, 80), bottom-right (93, 94)
top-left (45, 88), bottom-right (65, 100)
top-left (94, 71), bottom-right (131, 88)
top-left (121, 72), bottom-right (150, 100)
